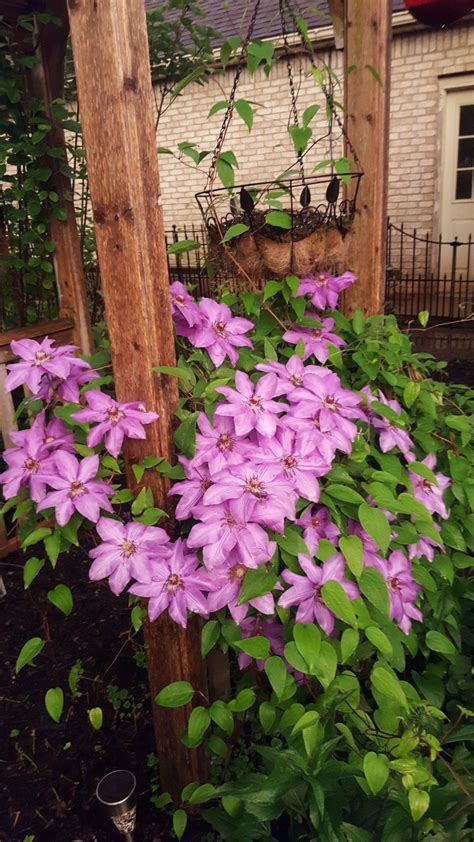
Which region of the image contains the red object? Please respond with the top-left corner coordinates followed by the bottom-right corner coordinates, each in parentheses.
top-left (404, 0), bottom-right (473, 27)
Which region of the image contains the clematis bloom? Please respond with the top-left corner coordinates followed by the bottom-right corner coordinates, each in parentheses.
top-left (297, 270), bottom-right (356, 310)
top-left (37, 452), bottom-right (113, 525)
top-left (72, 391), bottom-right (158, 457)
top-left (279, 553), bottom-right (359, 634)
top-left (193, 298), bottom-right (253, 367)
top-left (89, 517), bottom-right (171, 595)
top-left (215, 371), bottom-right (283, 438)
top-left (5, 337), bottom-right (90, 395)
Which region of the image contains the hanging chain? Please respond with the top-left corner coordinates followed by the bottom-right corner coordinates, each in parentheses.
top-left (280, 0), bottom-right (305, 180)
top-left (283, 0), bottom-right (361, 167)
top-left (207, 0), bottom-right (262, 187)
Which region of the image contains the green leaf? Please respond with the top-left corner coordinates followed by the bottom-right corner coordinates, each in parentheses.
top-left (208, 100), bottom-right (228, 117)
top-left (418, 310), bottom-right (429, 327)
top-left (210, 700), bottom-right (234, 735)
top-left (371, 667), bottom-right (408, 709)
top-left (45, 687), bottom-right (64, 723)
top-left (16, 637), bottom-right (45, 673)
top-left (263, 279), bottom-right (283, 301)
top-left (291, 709), bottom-right (319, 735)
top-left (166, 239), bottom-right (200, 255)
top-left (284, 641), bottom-right (310, 674)
top-left (341, 628), bottom-right (359, 662)
top-left (88, 707), bottom-right (103, 730)
top-left (358, 504), bottom-right (391, 553)
top-left (288, 124), bottom-right (311, 155)
top-left (403, 381), bottom-right (420, 409)
top-left (425, 630), bottom-right (456, 656)
top-left (234, 636), bottom-right (270, 660)
top-left (239, 567), bottom-right (277, 604)
top-left (365, 627), bottom-right (393, 658)
top-left (153, 364), bottom-right (195, 383)
top-left (21, 526), bottom-right (52, 548)
top-left (23, 556), bottom-right (44, 588)
top-left (228, 688), bottom-right (256, 712)
top-left (259, 701), bottom-right (276, 733)
top-left (131, 605), bottom-right (145, 632)
top-left (352, 309), bottom-right (365, 335)
top-left (174, 412), bottom-right (199, 458)
top-left (201, 620), bottom-right (220, 656)
top-left (302, 104), bottom-right (320, 127)
top-left (312, 641), bottom-right (337, 688)
top-left (222, 223), bottom-right (250, 242)
top-left (321, 580), bottom-right (358, 627)
top-left (155, 681), bottom-right (194, 708)
top-left (293, 623), bottom-right (320, 671)
top-left (216, 156), bottom-right (235, 187)
top-left (44, 529), bottom-right (61, 566)
top-left (339, 535), bottom-right (364, 578)
top-left (235, 99), bottom-right (254, 130)
top-left (363, 752), bottom-right (389, 795)
top-left (265, 210), bottom-right (292, 229)
top-left (173, 808), bottom-right (187, 840)
top-left (188, 783), bottom-right (216, 804)
top-left (408, 788), bottom-right (430, 822)
top-left (47, 584), bottom-right (73, 616)
top-left (186, 706), bottom-right (211, 746)
top-left (325, 485), bottom-right (365, 505)
top-left (359, 567), bottom-right (390, 617)
top-left (264, 656), bottom-right (287, 700)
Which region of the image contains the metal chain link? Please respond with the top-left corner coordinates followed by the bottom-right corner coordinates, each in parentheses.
top-left (280, 0), bottom-right (305, 180)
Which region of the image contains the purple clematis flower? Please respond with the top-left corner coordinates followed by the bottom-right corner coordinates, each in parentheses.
top-left (1, 418), bottom-right (55, 502)
top-left (37, 451), bottom-right (113, 525)
top-left (129, 539), bottom-right (214, 627)
top-left (72, 391), bottom-right (158, 458)
top-left (407, 526), bottom-right (441, 563)
top-left (251, 427), bottom-right (330, 502)
top-left (296, 506), bottom-right (340, 555)
top-left (35, 368), bottom-right (99, 405)
top-left (283, 316), bottom-right (345, 363)
top-left (297, 270), bottom-right (356, 310)
top-left (207, 554), bottom-right (276, 623)
top-left (363, 388), bottom-right (414, 459)
top-left (256, 356), bottom-right (307, 398)
top-left (88, 517), bottom-right (171, 595)
top-left (10, 412), bottom-right (74, 453)
top-left (192, 413), bottom-right (247, 475)
top-left (203, 462), bottom-right (296, 532)
top-left (5, 337), bottom-right (90, 394)
top-left (215, 371), bottom-right (283, 438)
top-left (377, 551), bottom-right (422, 635)
top-left (408, 454), bottom-right (450, 519)
top-left (169, 459), bottom-right (213, 520)
top-left (170, 282), bottom-right (202, 329)
top-left (193, 298), bottom-right (253, 367)
top-left (187, 498), bottom-right (275, 569)
top-left (279, 553), bottom-right (359, 634)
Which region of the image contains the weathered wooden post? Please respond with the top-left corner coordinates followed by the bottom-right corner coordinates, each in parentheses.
top-left (66, 0), bottom-right (207, 798)
top-left (342, 0), bottom-right (392, 316)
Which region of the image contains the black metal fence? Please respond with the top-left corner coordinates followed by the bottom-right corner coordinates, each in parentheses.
top-left (165, 223), bottom-right (210, 295)
top-left (385, 220), bottom-right (473, 321)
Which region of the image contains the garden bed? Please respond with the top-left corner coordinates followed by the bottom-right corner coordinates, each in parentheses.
top-left (0, 548), bottom-right (169, 842)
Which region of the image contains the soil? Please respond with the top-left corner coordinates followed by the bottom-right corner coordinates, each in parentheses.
top-left (0, 547), bottom-right (199, 842)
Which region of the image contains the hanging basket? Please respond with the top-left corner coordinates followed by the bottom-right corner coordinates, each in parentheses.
top-left (196, 171), bottom-right (362, 291)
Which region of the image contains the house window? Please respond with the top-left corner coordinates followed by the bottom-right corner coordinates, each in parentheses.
top-left (455, 104), bottom-right (474, 200)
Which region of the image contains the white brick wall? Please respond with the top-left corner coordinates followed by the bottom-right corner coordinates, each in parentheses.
top-left (156, 21), bottom-right (474, 238)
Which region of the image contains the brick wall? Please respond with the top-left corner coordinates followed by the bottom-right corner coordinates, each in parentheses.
top-left (156, 21), bottom-right (474, 237)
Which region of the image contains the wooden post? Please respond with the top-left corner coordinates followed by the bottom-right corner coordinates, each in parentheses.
top-left (26, 1), bottom-right (92, 354)
top-left (343, 0), bottom-right (392, 316)
top-left (66, 0), bottom-right (207, 798)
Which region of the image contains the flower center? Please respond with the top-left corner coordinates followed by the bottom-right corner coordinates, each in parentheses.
top-left (282, 454), bottom-right (297, 470)
top-left (23, 457), bottom-right (39, 473)
top-left (389, 576), bottom-right (400, 591)
top-left (311, 329), bottom-right (322, 338)
top-left (289, 373), bottom-right (302, 386)
top-left (121, 540), bottom-right (136, 558)
top-left (311, 415), bottom-right (321, 429)
top-left (173, 294), bottom-right (185, 304)
top-left (225, 513), bottom-right (236, 527)
top-left (229, 563), bottom-right (247, 582)
top-left (315, 273), bottom-right (328, 287)
top-left (213, 321), bottom-right (227, 338)
top-left (247, 395), bottom-right (262, 409)
top-left (165, 573), bottom-right (183, 592)
top-left (45, 435), bottom-right (55, 443)
top-left (244, 475), bottom-right (266, 499)
top-left (34, 350), bottom-right (51, 365)
top-left (200, 477), bottom-right (212, 491)
top-left (310, 516), bottom-right (320, 528)
top-left (421, 480), bottom-right (433, 493)
top-left (217, 433), bottom-right (233, 452)
top-left (313, 585), bottom-right (322, 600)
top-left (106, 406), bottom-right (124, 425)
top-left (323, 395), bottom-right (339, 411)
top-left (69, 480), bottom-right (86, 499)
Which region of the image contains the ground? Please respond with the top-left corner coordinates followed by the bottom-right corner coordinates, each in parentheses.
top-left (0, 546), bottom-right (179, 842)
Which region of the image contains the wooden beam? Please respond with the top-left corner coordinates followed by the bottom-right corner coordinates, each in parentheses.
top-left (26, 1), bottom-right (92, 354)
top-left (66, 0), bottom-right (207, 798)
top-left (343, 0), bottom-right (392, 316)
